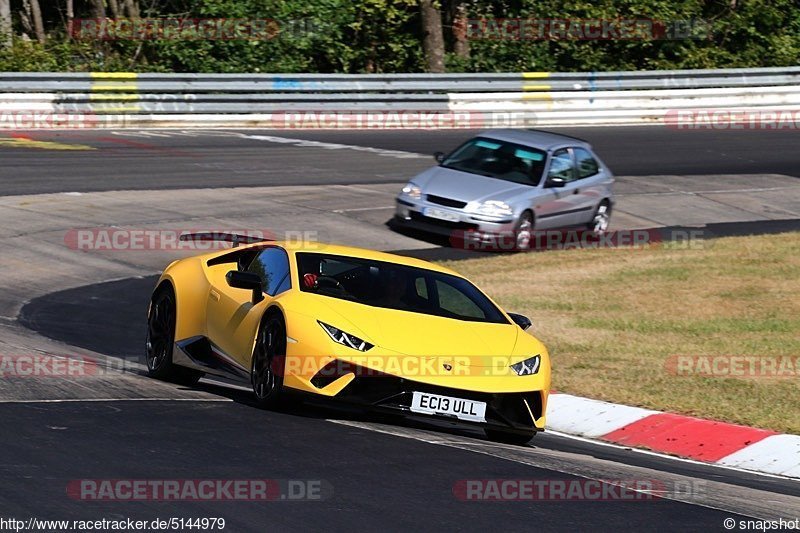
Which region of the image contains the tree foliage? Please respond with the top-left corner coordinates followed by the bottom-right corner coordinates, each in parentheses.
top-left (0, 0), bottom-right (797, 72)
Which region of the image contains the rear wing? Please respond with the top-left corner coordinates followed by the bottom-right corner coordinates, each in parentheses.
top-left (178, 232), bottom-right (273, 248)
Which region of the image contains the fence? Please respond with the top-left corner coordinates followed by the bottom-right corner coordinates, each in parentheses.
top-left (1, 67), bottom-right (799, 128)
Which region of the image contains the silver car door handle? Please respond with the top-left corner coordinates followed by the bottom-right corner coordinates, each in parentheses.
top-left (573, 188), bottom-right (580, 194)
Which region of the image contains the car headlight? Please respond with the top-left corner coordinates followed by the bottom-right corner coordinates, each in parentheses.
top-left (510, 355), bottom-right (541, 376)
top-left (318, 321), bottom-right (373, 352)
top-left (401, 182), bottom-right (422, 200)
top-left (474, 200), bottom-right (513, 217)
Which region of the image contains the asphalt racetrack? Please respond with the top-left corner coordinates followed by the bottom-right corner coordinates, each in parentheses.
top-left (14, 276), bottom-right (800, 530)
top-left (0, 126), bottom-right (798, 196)
top-left (1, 125), bottom-right (799, 531)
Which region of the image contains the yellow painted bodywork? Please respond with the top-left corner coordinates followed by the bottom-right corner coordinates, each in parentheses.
top-left (156, 241), bottom-right (551, 430)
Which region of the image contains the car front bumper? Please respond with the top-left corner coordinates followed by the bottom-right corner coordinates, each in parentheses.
top-left (394, 198), bottom-right (520, 246)
top-left (327, 369), bottom-right (546, 434)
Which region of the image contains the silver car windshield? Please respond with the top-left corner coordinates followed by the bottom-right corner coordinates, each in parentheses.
top-left (441, 137), bottom-right (548, 185)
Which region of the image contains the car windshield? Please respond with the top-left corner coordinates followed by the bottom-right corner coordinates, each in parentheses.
top-left (441, 137), bottom-right (547, 185)
top-left (296, 253), bottom-right (509, 324)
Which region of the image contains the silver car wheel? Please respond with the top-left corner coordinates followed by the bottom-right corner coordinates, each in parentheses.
top-left (591, 204), bottom-right (610, 234)
top-left (516, 213), bottom-right (533, 250)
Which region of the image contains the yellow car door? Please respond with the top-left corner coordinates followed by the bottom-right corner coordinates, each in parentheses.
top-left (205, 246), bottom-right (292, 372)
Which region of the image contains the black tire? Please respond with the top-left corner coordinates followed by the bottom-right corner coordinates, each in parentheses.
top-left (145, 285), bottom-right (203, 386)
top-left (251, 312), bottom-right (288, 409)
top-left (587, 201), bottom-right (611, 235)
top-left (514, 211), bottom-right (534, 251)
top-left (484, 428), bottom-right (536, 446)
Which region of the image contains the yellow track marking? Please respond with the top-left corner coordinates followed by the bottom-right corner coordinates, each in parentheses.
top-left (89, 72), bottom-right (138, 79)
top-left (90, 83), bottom-right (139, 92)
top-left (90, 72), bottom-right (140, 113)
top-left (89, 93), bottom-right (140, 101)
top-left (522, 93), bottom-right (553, 101)
top-left (522, 84), bottom-right (552, 91)
top-left (0, 137), bottom-right (95, 151)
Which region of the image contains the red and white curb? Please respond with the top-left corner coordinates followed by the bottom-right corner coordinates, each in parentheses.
top-left (547, 393), bottom-right (800, 479)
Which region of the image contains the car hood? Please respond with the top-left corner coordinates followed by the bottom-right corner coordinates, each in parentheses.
top-left (413, 166), bottom-right (532, 204)
top-left (315, 296), bottom-right (519, 366)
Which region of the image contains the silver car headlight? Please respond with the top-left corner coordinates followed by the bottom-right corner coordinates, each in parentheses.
top-left (318, 321), bottom-right (373, 351)
top-left (401, 181), bottom-right (422, 200)
top-left (475, 200), bottom-right (513, 217)
top-left (510, 355), bottom-right (541, 376)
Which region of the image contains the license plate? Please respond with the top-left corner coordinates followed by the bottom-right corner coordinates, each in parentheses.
top-left (410, 392), bottom-right (486, 423)
top-left (423, 207), bottom-right (460, 223)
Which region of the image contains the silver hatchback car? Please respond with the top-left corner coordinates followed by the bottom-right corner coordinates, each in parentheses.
top-left (394, 129), bottom-right (615, 250)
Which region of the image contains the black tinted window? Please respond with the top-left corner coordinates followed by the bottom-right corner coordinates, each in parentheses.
top-left (441, 137), bottom-right (547, 185)
top-left (574, 148), bottom-right (599, 179)
top-left (246, 247), bottom-right (291, 296)
top-left (296, 253), bottom-right (508, 324)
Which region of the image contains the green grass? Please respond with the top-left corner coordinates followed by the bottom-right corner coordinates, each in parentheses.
top-left (438, 233), bottom-right (800, 433)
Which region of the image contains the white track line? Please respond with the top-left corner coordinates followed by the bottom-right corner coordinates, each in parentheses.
top-left (326, 419), bottom-right (776, 520)
top-left (545, 430), bottom-right (796, 481)
top-left (333, 206), bottom-right (395, 213)
top-left (328, 419), bottom-right (797, 483)
top-left (236, 133), bottom-right (428, 159)
top-left (0, 397), bottom-right (233, 403)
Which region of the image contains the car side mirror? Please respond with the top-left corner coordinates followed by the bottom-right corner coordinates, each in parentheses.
top-left (545, 176), bottom-right (567, 188)
top-left (434, 151), bottom-right (445, 164)
top-left (508, 312), bottom-right (532, 330)
top-left (226, 270), bottom-right (264, 304)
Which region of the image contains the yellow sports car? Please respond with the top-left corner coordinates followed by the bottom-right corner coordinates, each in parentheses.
top-left (146, 234), bottom-right (550, 444)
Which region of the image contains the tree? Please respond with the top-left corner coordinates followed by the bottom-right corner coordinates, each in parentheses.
top-left (2, 0), bottom-right (799, 74)
top-left (21, 0), bottom-right (45, 44)
top-left (107, 0), bottom-right (121, 18)
top-left (90, 0), bottom-right (105, 19)
top-left (451, 1), bottom-right (469, 60)
top-left (419, 0), bottom-right (445, 72)
top-left (122, 0), bottom-right (140, 18)
top-left (65, 0), bottom-right (73, 36)
top-left (0, 0), bottom-right (11, 47)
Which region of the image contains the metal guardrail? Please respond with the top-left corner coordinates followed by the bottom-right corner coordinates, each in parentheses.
top-left (1, 67), bottom-right (799, 127)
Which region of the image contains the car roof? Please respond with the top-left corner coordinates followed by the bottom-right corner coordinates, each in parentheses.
top-left (476, 129), bottom-right (592, 151)
top-left (251, 240), bottom-right (462, 277)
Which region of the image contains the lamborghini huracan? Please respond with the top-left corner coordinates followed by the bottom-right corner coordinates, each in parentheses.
top-left (146, 234), bottom-right (551, 444)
